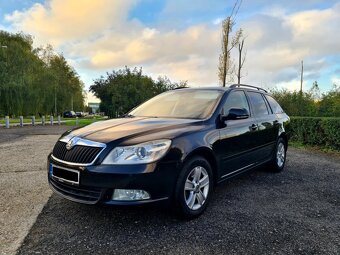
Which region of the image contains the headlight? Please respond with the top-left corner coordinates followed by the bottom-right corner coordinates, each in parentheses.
top-left (102, 139), bottom-right (171, 165)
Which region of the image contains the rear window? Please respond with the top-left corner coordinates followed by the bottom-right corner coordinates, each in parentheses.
top-left (247, 92), bottom-right (269, 116)
top-left (265, 95), bottom-right (284, 114)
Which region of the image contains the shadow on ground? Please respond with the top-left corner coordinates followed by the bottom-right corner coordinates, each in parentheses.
top-left (18, 149), bottom-right (340, 255)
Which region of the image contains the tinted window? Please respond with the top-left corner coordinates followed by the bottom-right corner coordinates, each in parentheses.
top-left (247, 92), bottom-right (269, 116)
top-left (223, 90), bottom-right (250, 115)
top-left (265, 95), bottom-right (284, 114)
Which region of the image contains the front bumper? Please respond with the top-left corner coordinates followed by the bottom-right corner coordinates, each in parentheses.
top-left (47, 154), bottom-right (180, 206)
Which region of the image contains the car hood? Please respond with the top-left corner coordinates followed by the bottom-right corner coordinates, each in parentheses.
top-left (66, 117), bottom-right (204, 144)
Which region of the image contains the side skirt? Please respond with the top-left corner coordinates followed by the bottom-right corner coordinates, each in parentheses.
top-left (217, 158), bottom-right (272, 184)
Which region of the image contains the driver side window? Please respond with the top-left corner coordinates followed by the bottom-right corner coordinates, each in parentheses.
top-left (223, 90), bottom-right (250, 115)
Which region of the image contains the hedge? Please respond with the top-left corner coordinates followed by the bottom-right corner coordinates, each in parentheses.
top-left (287, 117), bottom-right (340, 150)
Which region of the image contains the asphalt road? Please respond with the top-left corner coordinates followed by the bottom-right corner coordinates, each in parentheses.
top-left (14, 144), bottom-right (340, 254)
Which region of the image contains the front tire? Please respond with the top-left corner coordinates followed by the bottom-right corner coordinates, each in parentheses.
top-left (174, 156), bottom-right (213, 219)
top-left (270, 137), bottom-right (287, 172)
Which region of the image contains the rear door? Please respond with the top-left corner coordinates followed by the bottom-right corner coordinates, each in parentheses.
top-left (246, 91), bottom-right (278, 162)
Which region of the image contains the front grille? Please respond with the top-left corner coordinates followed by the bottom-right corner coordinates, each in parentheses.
top-left (50, 178), bottom-right (102, 204)
top-left (52, 141), bottom-right (103, 164)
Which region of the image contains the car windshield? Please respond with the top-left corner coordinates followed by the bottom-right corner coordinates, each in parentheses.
top-left (129, 90), bottom-right (223, 119)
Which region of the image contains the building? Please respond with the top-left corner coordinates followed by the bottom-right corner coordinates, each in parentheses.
top-left (85, 92), bottom-right (101, 114)
top-left (88, 102), bottom-right (100, 113)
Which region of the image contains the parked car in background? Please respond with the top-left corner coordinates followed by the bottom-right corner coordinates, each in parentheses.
top-left (75, 112), bottom-right (84, 117)
top-left (63, 111), bottom-right (76, 118)
top-left (48, 84), bottom-right (290, 218)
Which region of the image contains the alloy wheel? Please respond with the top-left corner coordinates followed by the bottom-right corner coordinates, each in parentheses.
top-left (276, 142), bottom-right (285, 168)
top-left (184, 166), bottom-right (210, 210)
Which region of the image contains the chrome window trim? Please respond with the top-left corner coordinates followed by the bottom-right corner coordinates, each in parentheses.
top-left (51, 164), bottom-right (80, 185)
top-left (52, 136), bottom-right (107, 166)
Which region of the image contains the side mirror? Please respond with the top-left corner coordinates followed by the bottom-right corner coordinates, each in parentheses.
top-left (221, 108), bottom-right (249, 122)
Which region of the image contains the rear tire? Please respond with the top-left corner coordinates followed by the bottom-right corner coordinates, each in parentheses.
top-left (269, 137), bottom-right (287, 172)
top-left (174, 156), bottom-right (213, 219)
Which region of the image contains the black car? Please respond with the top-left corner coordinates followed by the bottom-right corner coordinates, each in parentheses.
top-left (48, 84), bottom-right (290, 217)
top-left (63, 111), bottom-right (76, 118)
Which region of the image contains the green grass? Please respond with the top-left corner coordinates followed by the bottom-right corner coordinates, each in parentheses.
top-left (64, 117), bottom-right (106, 127)
top-left (289, 141), bottom-right (340, 156)
top-left (0, 116), bottom-right (107, 126)
top-left (290, 116), bottom-right (340, 120)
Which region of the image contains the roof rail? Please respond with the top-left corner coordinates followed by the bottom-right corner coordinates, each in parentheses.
top-left (229, 84), bottom-right (268, 93)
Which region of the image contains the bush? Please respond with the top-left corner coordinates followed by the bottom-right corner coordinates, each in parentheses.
top-left (287, 117), bottom-right (340, 150)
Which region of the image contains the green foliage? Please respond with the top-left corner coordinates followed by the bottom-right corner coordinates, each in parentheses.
top-left (271, 82), bottom-right (340, 117)
top-left (64, 117), bottom-right (106, 127)
top-left (318, 85), bottom-right (340, 117)
top-left (0, 30), bottom-right (85, 117)
top-left (287, 117), bottom-right (340, 150)
top-left (90, 67), bottom-right (187, 117)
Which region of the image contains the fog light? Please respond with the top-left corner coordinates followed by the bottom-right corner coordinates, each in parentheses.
top-left (112, 189), bottom-right (151, 201)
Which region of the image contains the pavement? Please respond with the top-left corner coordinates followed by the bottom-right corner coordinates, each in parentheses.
top-left (0, 126), bottom-right (339, 255)
top-left (0, 126), bottom-right (70, 255)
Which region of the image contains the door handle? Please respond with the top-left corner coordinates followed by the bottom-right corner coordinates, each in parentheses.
top-left (251, 124), bottom-right (258, 130)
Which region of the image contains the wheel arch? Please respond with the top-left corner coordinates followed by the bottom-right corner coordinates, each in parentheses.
top-left (278, 132), bottom-right (288, 149)
top-left (183, 147), bottom-right (219, 185)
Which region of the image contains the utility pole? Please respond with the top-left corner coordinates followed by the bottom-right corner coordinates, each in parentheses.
top-left (300, 60), bottom-right (303, 93)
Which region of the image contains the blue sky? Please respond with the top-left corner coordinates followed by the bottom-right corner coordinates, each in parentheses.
top-left (1, 0), bottom-right (340, 95)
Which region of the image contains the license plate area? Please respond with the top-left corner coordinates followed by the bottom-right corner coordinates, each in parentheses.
top-left (51, 164), bottom-right (79, 185)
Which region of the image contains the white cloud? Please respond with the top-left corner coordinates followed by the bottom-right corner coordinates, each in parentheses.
top-left (5, 0), bottom-right (136, 46)
top-left (239, 3), bottom-right (340, 91)
top-left (331, 76), bottom-right (340, 85)
top-left (4, 0), bottom-right (340, 92)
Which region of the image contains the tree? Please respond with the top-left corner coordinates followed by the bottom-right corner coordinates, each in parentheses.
top-left (319, 84), bottom-right (340, 117)
top-left (0, 30), bottom-right (85, 117)
top-left (218, 0), bottom-right (242, 87)
top-left (90, 67), bottom-right (187, 117)
top-left (236, 30), bottom-right (246, 84)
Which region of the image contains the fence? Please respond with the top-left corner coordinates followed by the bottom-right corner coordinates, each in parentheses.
top-left (0, 116), bottom-right (79, 128)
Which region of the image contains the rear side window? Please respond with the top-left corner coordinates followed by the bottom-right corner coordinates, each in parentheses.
top-left (265, 95), bottom-right (284, 114)
top-left (247, 92), bottom-right (269, 116)
top-left (223, 90), bottom-right (250, 115)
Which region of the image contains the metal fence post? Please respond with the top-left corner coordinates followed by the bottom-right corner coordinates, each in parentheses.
top-left (50, 116), bottom-right (54, 126)
top-left (5, 116), bottom-right (9, 128)
top-left (42, 116), bottom-right (45, 126)
top-left (76, 117), bottom-right (79, 126)
top-left (32, 116), bottom-right (35, 126)
top-left (58, 115), bottom-right (61, 125)
top-left (19, 116), bottom-right (23, 127)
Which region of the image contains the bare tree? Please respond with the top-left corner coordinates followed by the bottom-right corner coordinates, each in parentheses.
top-left (218, 0), bottom-right (242, 87)
top-left (236, 31), bottom-right (247, 84)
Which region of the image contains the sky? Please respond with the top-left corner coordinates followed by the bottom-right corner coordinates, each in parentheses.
top-left (1, 0), bottom-right (340, 96)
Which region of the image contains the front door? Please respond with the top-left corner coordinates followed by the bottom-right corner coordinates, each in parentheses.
top-left (216, 90), bottom-right (259, 178)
